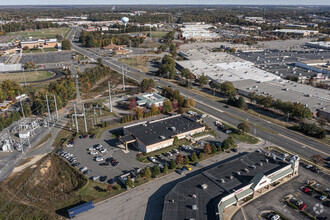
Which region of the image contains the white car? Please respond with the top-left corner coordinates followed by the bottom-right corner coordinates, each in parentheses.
top-left (79, 167), bottom-right (88, 172)
top-left (90, 151), bottom-right (98, 155)
top-left (271, 214), bottom-right (280, 220)
top-left (87, 148), bottom-right (93, 151)
top-left (66, 143), bottom-right (73, 148)
top-left (306, 165), bottom-right (313, 169)
top-left (226, 129), bottom-right (232, 134)
top-left (94, 156), bottom-right (104, 162)
top-left (100, 149), bottom-right (107, 154)
top-left (91, 176), bottom-right (100, 181)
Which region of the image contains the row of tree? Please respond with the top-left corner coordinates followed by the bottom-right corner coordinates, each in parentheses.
top-left (79, 30), bottom-right (145, 48)
top-left (156, 54), bottom-right (176, 79)
top-left (1, 21), bottom-right (67, 33)
top-left (161, 86), bottom-right (196, 108)
top-left (251, 93), bottom-right (313, 120)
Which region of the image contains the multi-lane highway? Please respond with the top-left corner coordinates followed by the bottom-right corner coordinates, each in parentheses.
top-left (68, 28), bottom-right (330, 160)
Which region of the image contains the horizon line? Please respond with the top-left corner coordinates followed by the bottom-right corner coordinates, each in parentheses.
top-left (1, 4), bottom-right (330, 6)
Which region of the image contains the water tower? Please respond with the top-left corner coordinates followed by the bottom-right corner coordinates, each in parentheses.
top-left (121, 17), bottom-right (129, 27)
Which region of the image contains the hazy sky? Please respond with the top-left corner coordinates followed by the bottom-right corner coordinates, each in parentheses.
top-left (1, 0), bottom-right (329, 5)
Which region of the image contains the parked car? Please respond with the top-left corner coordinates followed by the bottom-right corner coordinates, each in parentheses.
top-left (108, 178), bottom-right (116, 184)
top-left (173, 149), bottom-right (179, 154)
top-left (299, 204), bottom-right (307, 211)
top-left (185, 165), bottom-right (192, 171)
top-left (84, 170), bottom-right (92, 175)
top-left (90, 176), bottom-right (100, 181)
top-left (87, 148), bottom-right (93, 151)
top-left (113, 161), bottom-right (119, 167)
top-left (231, 148), bottom-right (238, 152)
top-left (79, 167), bottom-right (87, 172)
top-left (158, 164), bottom-right (164, 169)
top-left (99, 176), bottom-right (107, 182)
top-left (96, 156), bottom-right (104, 162)
top-left (106, 157), bottom-right (113, 163)
top-left (302, 187), bottom-right (310, 193)
top-left (89, 151), bottom-right (98, 155)
top-left (319, 195), bottom-right (327, 201)
top-left (194, 162), bottom-right (199, 167)
top-left (176, 169), bottom-right (183, 175)
top-left (181, 167), bottom-right (187, 171)
top-left (226, 129), bottom-right (232, 134)
top-left (83, 135), bottom-right (89, 139)
top-left (100, 149), bottom-right (107, 154)
top-left (148, 157), bottom-right (156, 163)
top-left (72, 162), bottom-right (80, 167)
top-left (305, 164), bottom-right (313, 169)
top-left (271, 214), bottom-right (280, 220)
top-left (167, 152), bottom-right (173, 157)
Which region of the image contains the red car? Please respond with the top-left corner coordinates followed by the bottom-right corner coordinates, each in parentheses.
top-left (83, 134), bottom-right (89, 139)
top-left (302, 187), bottom-right (310, 193)
top-left (299, 204), bottom-right (307, 210)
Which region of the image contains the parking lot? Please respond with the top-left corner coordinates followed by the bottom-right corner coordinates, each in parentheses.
top-left (19, 51), bottom-right (74, 64)
top-left (60, 114), bottom-right (232, 185)
top-left (232, 160), bottom-right (330, 220)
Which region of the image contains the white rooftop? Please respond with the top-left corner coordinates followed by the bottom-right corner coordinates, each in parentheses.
top-left (177, 49), bottom-right (280, 83)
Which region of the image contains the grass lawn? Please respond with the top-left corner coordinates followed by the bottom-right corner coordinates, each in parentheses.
top-left (0, 71), bottom-right (55, 83)
top-left (221, 122), bottom-right (259, 144)
top-left (23, 49), bottom-right (43, 53)
top-left (6, 27), bottom-right (71, 39)
top-left (118, 56), bottom-right (151, 72)
top-left (230, 133), bottom-right (259, 144)
top-left (43, 48), bottom-right (59, 52)
top-left (143, 31), bottom-right (169, 38)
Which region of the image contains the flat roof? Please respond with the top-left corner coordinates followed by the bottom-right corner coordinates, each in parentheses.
top-left (176, 49), bottom-right (280, 82)
top-left (162, 152), bottom-right (289, 220)
top-left (124, 114), bottom-right (204, 147)
top-left (233, 79), bottom-right (330, 113)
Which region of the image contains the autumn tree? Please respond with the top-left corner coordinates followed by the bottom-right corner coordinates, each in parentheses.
top-left (141, 167), bottom-right (151, 179)
top-left (203, 143), bottom-right (212, 154)
top-left (126, 176), bottom-right (134, 188)
top-left (176, 154), bottom-right (184, 165)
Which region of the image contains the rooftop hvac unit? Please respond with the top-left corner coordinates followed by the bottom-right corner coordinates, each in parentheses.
top-left (251, 165), bottom-right (256, 169)
top-left (170, 127), bottom-right (176, 131)
top-left (229, 175), bottom-right (234, 180)
top-left (192, 204), bottom-right (198, 210)
top-left (201, 184), bottom-right (208, 189)
top-left (160, 135), bottom-right (165, 140)
top-left (236, 171), bottom-right (241, 175)
top-left (244, 168), bottom-right (249, 173)
top-left (220, 178), bottom-right (225, 183)
top-left (259, 162), bottom-right (263, 166)
top-left (265, 159), bottom-right (269, 163)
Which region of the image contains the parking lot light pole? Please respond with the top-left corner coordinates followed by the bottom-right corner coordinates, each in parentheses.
top-left (83, 104), bottom-right (88, 133)
top-left (108, 81), bottom-right (112, 113)
top-left (73, 102), bottom-right (79, 132)
top-left (46, 95), bottom-right (52, 125)
top-left (53, 95), bottom-right (58, 120)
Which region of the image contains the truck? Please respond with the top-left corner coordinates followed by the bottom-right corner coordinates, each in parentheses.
top-left (68, 201), bottom-right (95, 218)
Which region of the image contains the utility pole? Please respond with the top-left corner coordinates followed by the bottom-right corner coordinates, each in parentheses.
top-left (46, 95), bottom-right (51, 127)
top-left (83, 103), bottom-right (88, 133)
top-left (19, 100), bottom-right (25, 118)
top-left (122, 64), bottom-right (125, 90)
top-left (73, 102), bottom-right (79, 132)
top-left (53, 95), bottom-right (58, 120)
top-left (108, 81), bottom-right (112, 112)
top-left (94, 107), bottom-right (97, 126)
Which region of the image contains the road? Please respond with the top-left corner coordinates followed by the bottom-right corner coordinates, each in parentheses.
top-left (68, 28), bottom-right (330, 160)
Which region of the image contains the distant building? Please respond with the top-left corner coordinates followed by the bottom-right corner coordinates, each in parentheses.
top-left (120, 114), bottom-right (205, 153)
top-left (244, 17), bottom-right (265, 23)
top-left (305, 41), bottom-right (330, 50)
top-left (273, 29), bottom-right (319, 36)
top-left (20, 38), bottom-right (58, 49)
top-left (295, 60), bottom-right (330, 75)
top-left (136, 93), bottom-right (166, 108)
top-left (180, 24), bottom-right (219, 41)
